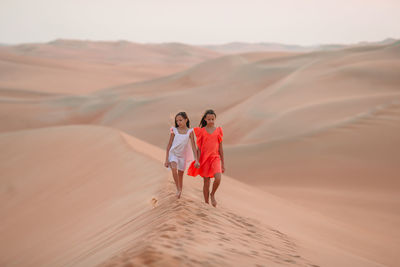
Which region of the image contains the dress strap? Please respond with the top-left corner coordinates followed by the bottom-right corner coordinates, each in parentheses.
top-left (170, 127), bottom-right (177, 134)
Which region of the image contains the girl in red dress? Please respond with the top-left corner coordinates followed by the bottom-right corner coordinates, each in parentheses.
top-left (187, 109), bottom-right (225, 207)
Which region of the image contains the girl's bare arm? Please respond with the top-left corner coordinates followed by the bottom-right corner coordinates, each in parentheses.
top-left (219, 142), bottom-right (225, 173)
top-left (190, 131), bottom-right (200, 168)
top-left (165, 133), bottom-right (174, 167)
top-left (189, 132), bottom-right (199, 161)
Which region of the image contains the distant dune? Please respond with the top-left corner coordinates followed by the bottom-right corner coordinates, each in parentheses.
top-left (0, 39), bottom-right (221, 94)
top-left (202, 42), bottom-right (313, 54)
top-left (0, 39), bottom-right (399, 266)
top-left (202, 38), bottom-right (398, 54)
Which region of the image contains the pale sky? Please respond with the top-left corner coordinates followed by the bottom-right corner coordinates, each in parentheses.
top-left (1, 0), bottom-right (400, 45)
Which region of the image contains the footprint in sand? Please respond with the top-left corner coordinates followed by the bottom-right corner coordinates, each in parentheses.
top-left (151, 197), bottom-right (158, 208)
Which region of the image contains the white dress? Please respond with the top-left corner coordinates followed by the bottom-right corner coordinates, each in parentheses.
top-left (168, 127), bottom-right (194, 171)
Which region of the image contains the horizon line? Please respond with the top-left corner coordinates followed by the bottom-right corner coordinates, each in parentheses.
top-left (1, 37), bottom-right (398, 48)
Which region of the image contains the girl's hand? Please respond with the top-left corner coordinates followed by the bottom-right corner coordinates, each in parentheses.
top-left (164, 161), bottom-right (169, 168)
top-left (222, 165), bottom-right (225, 173)
top-left (194, 160), bottom-right (200, 168)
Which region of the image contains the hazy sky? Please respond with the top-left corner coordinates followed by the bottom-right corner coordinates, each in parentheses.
top-left (1, 0), bottom-right (400, 45)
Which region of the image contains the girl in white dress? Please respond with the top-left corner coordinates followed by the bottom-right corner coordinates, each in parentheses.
top-left (165, 112), bottom-right (200, 198)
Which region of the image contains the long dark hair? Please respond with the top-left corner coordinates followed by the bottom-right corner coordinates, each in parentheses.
top-left (199, 109), bottom-right (217, 128)
top-left (175, 111), bottom-right (190, 128)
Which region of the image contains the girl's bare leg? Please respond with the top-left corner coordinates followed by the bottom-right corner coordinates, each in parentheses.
top-left (210, 173), bottom-right (221, 207)
top-left (203, 177), bottom-right (210, 204)
top-left (177, 170), bottom-right (184, 198)
top-left (170, 162), bottom-right (180, 197)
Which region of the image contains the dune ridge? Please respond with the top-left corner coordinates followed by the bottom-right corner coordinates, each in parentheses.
top-left (100, 182), bottom-right (315, 267)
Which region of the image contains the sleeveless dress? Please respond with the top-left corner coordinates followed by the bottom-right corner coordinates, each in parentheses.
top-left (168, 127), bottom-right (194, 171)
top-left (187, 127), bottom-right (223, 178)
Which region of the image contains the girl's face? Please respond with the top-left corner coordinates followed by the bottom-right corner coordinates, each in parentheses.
top-left (176, 115), bottom-right (187, 128)
top-left (205, 114), bottom-right (216, 127)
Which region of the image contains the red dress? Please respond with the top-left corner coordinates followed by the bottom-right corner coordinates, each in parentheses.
top-left (187, 126), bottom-right (223, 178)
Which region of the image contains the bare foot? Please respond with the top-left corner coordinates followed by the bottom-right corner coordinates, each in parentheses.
top-left (210, 194), bottom-right (217, 207)
top-left (176, 190), bottom-right (182, 199)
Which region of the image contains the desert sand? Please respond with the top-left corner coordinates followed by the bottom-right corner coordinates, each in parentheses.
top-left (1, 39), bottom-right (399, 266)
top-left (0, 40), bottom-right (220, 94)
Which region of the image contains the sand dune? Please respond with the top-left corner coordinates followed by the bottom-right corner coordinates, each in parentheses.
top-left (0, 126), bottom-right (169, 266)
top-left (0, 125), bottom-right (387, 266)
top-left (202, 38), bottom-right (398, 54)
top-left (7, 39), bottom-right (220, 64)
top-left (0, 126), bottom-right (176, 266)
top-left (1, 40), bottom-right (399, 266)
top-left (0, 40), bottom-right (221, 94)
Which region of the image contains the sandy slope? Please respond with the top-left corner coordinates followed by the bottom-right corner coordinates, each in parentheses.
top-left (0, 126), bottom-right (168, 266)
top-left (0, 125), bottom-right (385, 266)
